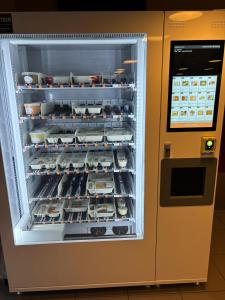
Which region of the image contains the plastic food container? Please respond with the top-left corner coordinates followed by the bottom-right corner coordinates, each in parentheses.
top-left (52, 75), bottom-right (71, 85)
top-left (87, 104), bottom-right (102, 114)
top-left (72, 104), bottom-right (86, 115)
top-left (76, 128), bottom-right (104, 143)
top-left (116, 149), bottom-right (127, 168)
top-left (29, 126), bottom-right (56, 144)
top-left (117, 198), bottom-right (128, 216)
top-left (47, 200), bottom-right (64, 218)
top-left (87, 151), bottom-right (114, 168)
top-left (33, 201), bottom-right (49, 218)
top-left (87, 173), bottom-right (114, 194)
top-left (22, 72), bottom-right (46, 85)
top-left (88, 202), bottom-right (115, 218)
top-left (47, 134), bottom-right (75, 144)
top-left (71, 75), bottom-right (92, 85)
top-left (58, 152), bottom-right (86, 169)
top-left (24, 103), bottom-right (41, 115)
top-left (64, 199), bottom-right (88, 213)
top-left (105, 128), bottom-right (133, 142)
top-left (29, 154), bottom-right (58, 170)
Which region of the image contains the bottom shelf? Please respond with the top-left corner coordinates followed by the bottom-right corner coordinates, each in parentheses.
top-left (16, 218), bottom-right (137, 244)
top-left (14, 197), bottom-right (138, 244)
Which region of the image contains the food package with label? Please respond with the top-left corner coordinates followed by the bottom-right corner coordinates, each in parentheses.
top-left (29, 126), bottom-right (57, 144)
top-left (29, 153), bottom-right (58, 170)
top-left (87, 103), bottom-right (102, 114)
top-left (87, 173), bottom-right (114, 194)
top-left (21, 72), bottom-right (46, 85)
top-left (33, 200), bottom-right (49, 218)
top-left (88, 199), bottom-right (116, 218)
top-left (105, 128), bottom-right (133, 142)
top-left (86, 150), bottom-right (114, 168)
top-left (24, 103), bottom-right (41, 116)
top-left (47, 133), bottom-right (75, 144)
top-left (64, 199), bottom-right (88, 213)
top-left (47, 200), bottom-right (65, 218)
top-left (72, 103), bottom-right (86, 115)
top-left (71, 74), bottom-right (92, 85)
top-left (57, 152), bottom-right (86, 169)
top-left (52, 75), bottom-right (71, 85)
top-left (116, 149), bottom-right (128, 168)
top-left (76, 128), bottom-right (104, 143)
top-left (117, 198), bottom-right (128, 216)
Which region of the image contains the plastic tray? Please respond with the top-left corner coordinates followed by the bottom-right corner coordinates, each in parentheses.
top-left (87, 173), bottom-right (114, 194)
top-left (76, 128), bottom-right (104, 143)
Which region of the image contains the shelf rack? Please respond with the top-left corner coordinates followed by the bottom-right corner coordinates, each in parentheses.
top-left (16, 83), bottom-right (136, 92)
top-left (24, 141), bottom-right (135, 151)
top-left (32, 197), bottom-right (134, 225)
top-left (20, 113), bottom-right (135, 122)
top-left (30, 173), bottom-right (134, 202)
top-left (26, 148), bottom-right (134, 177)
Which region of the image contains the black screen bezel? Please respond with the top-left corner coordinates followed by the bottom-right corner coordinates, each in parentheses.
top-left (167, 40), bottom-right (224, 132)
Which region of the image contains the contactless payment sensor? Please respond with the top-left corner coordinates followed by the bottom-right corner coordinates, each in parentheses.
top-left (201, 137), bottom-right (216, 154)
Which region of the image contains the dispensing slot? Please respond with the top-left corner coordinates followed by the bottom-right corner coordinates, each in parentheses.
top-left (171, 167), bottom-right (205, 197)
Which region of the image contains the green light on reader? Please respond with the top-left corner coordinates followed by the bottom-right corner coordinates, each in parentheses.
top-left (207, 141), bottom-right (213, 147)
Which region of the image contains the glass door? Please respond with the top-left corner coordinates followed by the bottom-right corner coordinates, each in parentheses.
top-left (0, 34), bottom-right (146, 244)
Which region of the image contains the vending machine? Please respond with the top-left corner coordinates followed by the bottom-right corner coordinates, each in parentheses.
top-left (156, 11), bottom-right (225, 284)
top-left (0, 12), bottom-right (163, 292)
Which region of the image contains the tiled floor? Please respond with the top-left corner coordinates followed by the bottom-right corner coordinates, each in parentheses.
top-left (2, 211), bottom-right (225, 300)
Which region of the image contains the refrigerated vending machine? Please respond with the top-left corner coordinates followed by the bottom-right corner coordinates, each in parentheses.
top-left (0, 12), bottom-right (163, 292)
top-left (156, 11), bottom-right (225, 284)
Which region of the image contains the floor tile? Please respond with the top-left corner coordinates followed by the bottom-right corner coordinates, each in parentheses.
top-left (212, 254), bottom-right (225, 280)
top-left (76, 287), bottom-right (128, 298)
top-left (128, 285), bottom-right (179, 295)
top-left (211, 229), bottom-right (225, 254)
top-left (16, 293), bottom-right (75, 300)
top-left (214, 211), bottom-right (225, 225)
top-left (177, 261), bottom-right (225, 292)
top-left (182, 291), bottom-right (225, 300)
top-left (129, 292), bottom-right (182, 300)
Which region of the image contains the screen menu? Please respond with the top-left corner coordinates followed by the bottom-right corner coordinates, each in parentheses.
top-left (168, 42), bottom-right (224, 131)
top-left (171, 75), bottom-right (217, 128)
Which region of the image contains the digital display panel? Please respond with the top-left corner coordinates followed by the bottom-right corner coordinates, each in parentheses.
top-left (168, 41), bottom-right (224, 131)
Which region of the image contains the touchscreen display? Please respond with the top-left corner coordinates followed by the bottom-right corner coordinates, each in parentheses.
top-left (168, 41), bottom-right (224, 131)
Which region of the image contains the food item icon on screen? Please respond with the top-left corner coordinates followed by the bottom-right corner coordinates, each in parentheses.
top-left (199, 95), bottom-right (206, 101)
top-left (190, 95), bottom-right (196, 101)
top-left (198, 110), bottom-right (204, 116)
top-left (172, 111), bottom-right (179, 117)
top-left (208, 95), bottom-right (214, 101)
top-left (200, 81), bottom-right (207, 86)
top-left (191, 81), bottom-right (198, 86)
top-left (206, 110), bottom-right (213, 115)
top-left (173, 95), bottom-right (179, 101)
top-left (208, 80), bottom-right (216, 86)
top-left (182, 81), bottom-right (189, 86)
top-left (182, 96), bottom-right (188, 101)
top-left (189, 110), bottom-right (196, 116)
top-left (180, 110), bottom-right (187, 116)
